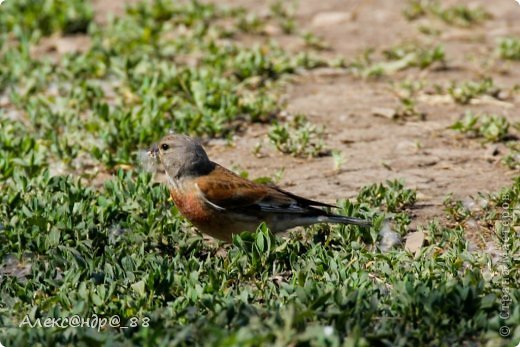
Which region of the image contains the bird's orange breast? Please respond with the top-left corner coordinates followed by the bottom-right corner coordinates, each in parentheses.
top-left (170, 189), bottom-right (213, 224)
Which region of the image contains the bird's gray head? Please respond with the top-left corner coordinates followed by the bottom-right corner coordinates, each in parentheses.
top-left (149, 134), bottom-right (214, 180)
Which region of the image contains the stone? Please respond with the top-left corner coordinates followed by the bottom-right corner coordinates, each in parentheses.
top-left (405, 231), bottom-right (426, 254)
top-left (372, 107), bottom-right (397, 119)
top-left (312, 12), bottom-right (351, 27)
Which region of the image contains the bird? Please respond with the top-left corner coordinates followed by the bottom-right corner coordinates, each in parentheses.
top-left (148, 134), bottom-right (371, 242)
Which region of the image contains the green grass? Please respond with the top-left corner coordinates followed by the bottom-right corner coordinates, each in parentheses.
top-left (0, 0), bottom-right (326, 172)
top-left (450, 112), bottom-right (519, 171)
top-left (270, 0), bottom-right (297, 34)
top-left (447, 78), bottom-right (499, 105)
top-left (450, 112), bottom-right (512, 143)
top-left (349, 43), bottom-right (445, 78)
top-left (1, 1), bottom-right (519, 346)
top-left (502, 142), bottom-right (520, 170)
top-left (1, 171), bottom-right (518, 345)
top-left (403, 1), bottom-right (492, 27)
top-left (382, 43), bottom-right (445, 69)
top-left (0, 0), bottom-right (93, 37)
top-left (389, 79), bottom-right (427, 120)
top-left (497, 37), bottom-right (520, 61)
top-left (268, 115), bottom-right (326, 158)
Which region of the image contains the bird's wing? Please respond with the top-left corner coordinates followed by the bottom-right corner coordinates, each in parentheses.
top-left (194, 164), bottom-right (271, 210)
top-left (195, 164), bottom-right (332, 214)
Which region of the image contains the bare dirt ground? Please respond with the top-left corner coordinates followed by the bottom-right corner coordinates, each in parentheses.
top-left (93, 0), bottom-right (518, 233)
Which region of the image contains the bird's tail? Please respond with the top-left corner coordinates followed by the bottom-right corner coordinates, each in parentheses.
top-left (317, 214), bottom-right (372, 227)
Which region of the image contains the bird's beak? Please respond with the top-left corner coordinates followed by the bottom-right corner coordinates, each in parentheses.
top-left (148, 144), bottom-right (159, 159)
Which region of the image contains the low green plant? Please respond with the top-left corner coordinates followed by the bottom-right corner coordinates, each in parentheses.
top-left (1, 171), bottom-right (518, 345)
top-left (268, 115), bottom-right (325, 157)
top-left (447, 78), bottom-right (499, 104)
top-left (349, 49), bottom-right (385, 78)
top-left (236, 11), bottom-right (265, 34)
top-left (450, 112), bottom-right (511, 143)
top-left (391, 79), bottom-right (426, 120)
top-left (0, 120), bottom-right (47, 180)
top-left (502, 142), bottom-right (520, 170)
top-left (497, 37), bottom-right (520, 61)
top-left (443, 194), bottom-right (471, 223)
top-left (0, 0), bottom-right (93, 37)
top-left (350, 44), bottom-right (445, 78)
top-left (331, 150), bottom-right (345, 171)
top-left (479, 114), bottom-right (511, 143)
top-left (433, 4), bottom-right (491, 27)
top-left (0, 0), bottom-right (329, 172)
top-left (1, 1), bottom-right (518, 345)
top-left (302, 32), bottom-right (330, 51)
top-left (357, 179), bottom-right (417, 213)
top-left (402, 0), bottom-right (431, 21)
top-left (403, 1), bottom-right (492, 27)
top-left (270, 0), bottom-right (297, 34)
top-left (417, 24), bottom-right (441, 36)
top-left (383, 43), bottom-right (445, 69)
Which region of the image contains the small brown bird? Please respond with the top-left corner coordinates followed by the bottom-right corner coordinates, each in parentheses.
top-left (149, 134), bottom-right (371, 242)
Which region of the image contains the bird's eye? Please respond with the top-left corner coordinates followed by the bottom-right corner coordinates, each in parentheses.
top-left (161, 144), bottom-right (169, 151)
